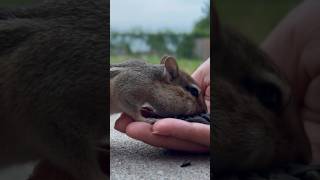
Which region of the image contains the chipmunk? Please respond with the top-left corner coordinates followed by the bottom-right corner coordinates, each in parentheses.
top-left (110, 56), bottom-right (208, 124)
top-left (0, 0), bottom-right (108, 180)
top-left (212, 10), bottom-right (312, 175)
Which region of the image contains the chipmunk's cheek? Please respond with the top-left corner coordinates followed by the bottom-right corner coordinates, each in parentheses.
top-left (186, 101), bottom-right (194, 113)
top-left (186, 98), bottom-right (207, 115)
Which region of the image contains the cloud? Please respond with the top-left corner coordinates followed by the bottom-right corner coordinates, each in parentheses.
top-left (111, 0), bottom-right (208, 33)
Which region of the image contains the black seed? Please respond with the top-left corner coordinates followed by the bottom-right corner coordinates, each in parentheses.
top-left (180, 161), bottom-right (191, 168)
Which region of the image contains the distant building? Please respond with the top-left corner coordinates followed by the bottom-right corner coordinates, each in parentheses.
top-left (194, 38), bottom-right (210, 60)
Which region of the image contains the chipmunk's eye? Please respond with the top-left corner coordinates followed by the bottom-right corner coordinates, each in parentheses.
top-left (186, 85), bottom-right (199, 97)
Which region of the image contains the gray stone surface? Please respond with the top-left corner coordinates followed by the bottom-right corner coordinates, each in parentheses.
top-left (110, 114), bottom-right (210, 180)
top-left (0, 114), bottom-right (210, 180)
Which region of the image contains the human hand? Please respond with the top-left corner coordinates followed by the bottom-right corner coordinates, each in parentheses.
top-left (192, 58), bottom-right (210, 111)
top-left (261, 0), bottom-right (320, 163)
top-left (114, 58), bottom-right (210, 152)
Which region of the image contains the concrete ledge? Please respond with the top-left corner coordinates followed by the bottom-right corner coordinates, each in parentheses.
top-left (110, 114), bottom-right (210, 180)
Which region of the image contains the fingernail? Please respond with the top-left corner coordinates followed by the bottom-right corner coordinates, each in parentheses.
top-left (152, 131), bottom-right (161, 134)
top-left (152, 131), bottom-right (170, 136)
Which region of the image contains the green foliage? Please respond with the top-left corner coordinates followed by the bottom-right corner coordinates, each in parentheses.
top-left (111, 31), bottom-right (189, 57)
top-left (111, 1), bottom-right (210, 59)
top-left (192, 1), bottom-right (210, 37)
top-left (176, 34), bottom-right (195, 58)
top-left (146, 33), bottom-right (171, 55)
top-left (176, 1), bottom-right (210, 58)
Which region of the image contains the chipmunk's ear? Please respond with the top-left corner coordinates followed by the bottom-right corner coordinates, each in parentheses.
top-left (161, 56), bottom-right (179, 81)
top-left (160, 55), bottom-right (169, 64)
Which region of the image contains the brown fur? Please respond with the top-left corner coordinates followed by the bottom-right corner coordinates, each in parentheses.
top-left (110, 56), bottom-right (207, 124)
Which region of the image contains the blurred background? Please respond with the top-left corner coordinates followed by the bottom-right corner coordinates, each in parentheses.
top-left (0, 0), bottom-right (210, 74)
top-left (1, 0), bottom-right (303, 73)
top-left (111, 0), bottom-right (210, 74)
top-left (216, 0), bottom-right (301, 44)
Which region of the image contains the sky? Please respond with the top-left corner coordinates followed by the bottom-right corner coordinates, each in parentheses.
top-left (111, 0), bottom-right (208, 33)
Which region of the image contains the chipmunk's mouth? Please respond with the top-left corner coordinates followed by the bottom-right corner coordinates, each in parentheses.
top-left (139, 103), bottom-right (210, 125)
top-left (140, 105), bottom-right (164, 119)
top-left (139, 104), bottom-right (196, 119)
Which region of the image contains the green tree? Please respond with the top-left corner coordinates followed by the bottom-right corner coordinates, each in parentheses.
top-left (177, 1), bottom-right (209, 58)
top-left (176, 34), bottom-right (195, 58)
top-left (192, 2), bottom-right (210, 37)
top-left (147, 33), bottom-right (170, 55)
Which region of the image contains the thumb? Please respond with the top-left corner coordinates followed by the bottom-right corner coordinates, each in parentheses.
top-left (192, 58), bottom-right (210, 90)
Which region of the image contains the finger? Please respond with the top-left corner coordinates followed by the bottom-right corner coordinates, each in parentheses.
top-left (125, 122), bottom-right (208, 152)
top-left (114, 113), bottom-right (134, 133)
top-left (204, 85), bottom-right (211, 112)
top-left (192, 69), bottom-right (204, 85)
top-left (192, 59), bottom-right (210, 89)
top-left (152, 119), bottom-right (210, 147)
